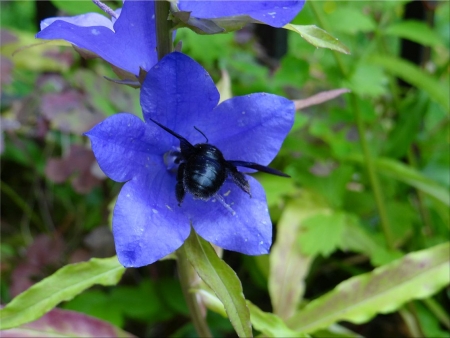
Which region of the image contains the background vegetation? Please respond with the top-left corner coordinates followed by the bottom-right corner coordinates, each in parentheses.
top-left (1, 1), bottom-right (449, 337)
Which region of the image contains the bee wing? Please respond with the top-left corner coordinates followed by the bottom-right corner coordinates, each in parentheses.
top-left (148, 118), bottom-right (194, 153)
top-left (228, 161), bottom-right (290, 177)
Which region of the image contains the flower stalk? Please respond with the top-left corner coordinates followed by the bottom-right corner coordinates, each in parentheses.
top-left (154, 3), bottom-right (210, 336)
top-left (177, 246), bottom-right (213, 338)
top-left (155, 0), bottom-right (173, 60)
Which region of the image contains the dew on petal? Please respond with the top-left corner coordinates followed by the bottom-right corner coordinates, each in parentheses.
top-left (91, 28), bottom-right (100, 35)
top-left (152, 208), bottom-right (158, 214)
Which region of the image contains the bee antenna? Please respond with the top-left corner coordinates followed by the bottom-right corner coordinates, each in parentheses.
top-left (194, 126), bottom-right (209, 143)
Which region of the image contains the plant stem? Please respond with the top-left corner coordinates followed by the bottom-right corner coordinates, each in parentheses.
top-left (309, 1), bottom-right (394, 249)
top-left (350, 95), bottom-right (395, 248)
top-left (153, 4), bottom-right (210, 336)
top-left (422, 298), bottom-right (450, 330)
top-left (177, 245), bottom-right (213, 338)
top-left (155, 0), bottom-right (173, 60)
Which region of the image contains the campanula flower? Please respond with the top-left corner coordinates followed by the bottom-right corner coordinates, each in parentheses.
top-left (85, 52), bottom-right (294, 267)
top-left (177, 0), bottom-right (306, 28)
top-left (36, 0), bottom-right (156, 77)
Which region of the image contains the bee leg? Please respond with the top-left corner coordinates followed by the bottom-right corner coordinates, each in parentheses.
top-left (228, 166), bottom-right (251, 197)
top-left (176, 163), bottom-right (186, 206)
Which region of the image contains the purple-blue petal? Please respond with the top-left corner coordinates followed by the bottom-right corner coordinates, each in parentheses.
top-left (140, 52), bottom-right (220, 142)
top-left (40, 12), bottom-right (115, 30)
top-left (178, 0), bottom-right (305, 28)
top-left (186, 177), bottom-right (272, 255)
top-left (85, 113), bottom-right (167, 183)
top-left (36, 0), bottom-right (156, 76)
top-left (113, 173), bottom-right (190, 267)
top-left (198, 93), bottom-right (294, 165)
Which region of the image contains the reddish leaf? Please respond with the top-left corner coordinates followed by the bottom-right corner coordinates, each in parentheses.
top-left (10, 234), bottom-right (65, 297)
top-left (45, 145), bottom-right (102, 194)
top-left (0, 308), bottom-right (135, 337)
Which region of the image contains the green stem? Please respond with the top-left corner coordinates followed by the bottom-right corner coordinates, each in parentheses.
top-left (155, 0), bottom-right (173, 60)
top-left (177, 245), bottom-right (213, 338)
top-left (422, 298), bottom-right (450, 330)
top-left (350, 95), bottom-right (395, 248)
top-left (309, 1), bottom-right (394, 249)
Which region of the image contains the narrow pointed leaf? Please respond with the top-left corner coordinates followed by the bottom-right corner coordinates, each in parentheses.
top-left (286, 243), bottom-right (450, 333)
top-left (284, 24), bottom-right (350, 54)
top-left (384, 20), bottom-right (444, 48)
top-left (368, 54), bottom-right (449, 110)
top-left (182, 230), bottom-right (252, 338)
top-left (347, 155), bottom-right (450, 206)
top-left (0, 257), bottom-right (125, 330)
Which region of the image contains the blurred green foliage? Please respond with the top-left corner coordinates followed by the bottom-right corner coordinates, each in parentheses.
top-left (1, 1), bottom-right (449, 337)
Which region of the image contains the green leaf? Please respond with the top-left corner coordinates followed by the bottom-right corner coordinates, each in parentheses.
top-left (326, 7), bottom-right (376, 34)
top-left (0, 256), bottom-right (125, 330)
top-left (299, 212), bottom-right (346, 257)
top-left (385, 20), bottom-right (444, 48)
top-left (269, 194), bottom-right (327, 320)
top-left (286, 242), bottom-right (450, 333)
top-left (50, 0), bottom-right (103, 16)
top-left (182, 230), bottom-right (252, 338)
top-left (284, 24), bottom-right (350, 54)
top-left (248, 302), bottom-right (309, 338)
top-left (368, 54), bottom-right (449, 111)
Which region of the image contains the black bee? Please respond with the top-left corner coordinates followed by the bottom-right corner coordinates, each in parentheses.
top-left (149, 118), bottom-right (289, 207)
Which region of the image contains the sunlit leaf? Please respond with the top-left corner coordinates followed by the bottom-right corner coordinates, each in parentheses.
top-left (269, 194), bottom-right (327, 319)
top-left (286, 243), bottom-right (450, 333)
top-left (182, 230), bottom-right (252, 338)
top-left (0, 257), bottom-right (125, 330)
top-left (299, 212), bottom-right (346, 257)
top-left (0, 308), bottom-right (134, 338)
top-left (248, 302), bottom-right (309, 338)
top-left (284, 24), bottom-right (350, 54)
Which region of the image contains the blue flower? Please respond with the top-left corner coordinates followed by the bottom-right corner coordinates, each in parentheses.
top-left (85, 52), bottom-right (294, 267)
top-left (36, 0), bottom-right (305, 75)
top-left (178, 0), bottom-right (305, 28)
top-left (36, 0), bottom-right (156, 77)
